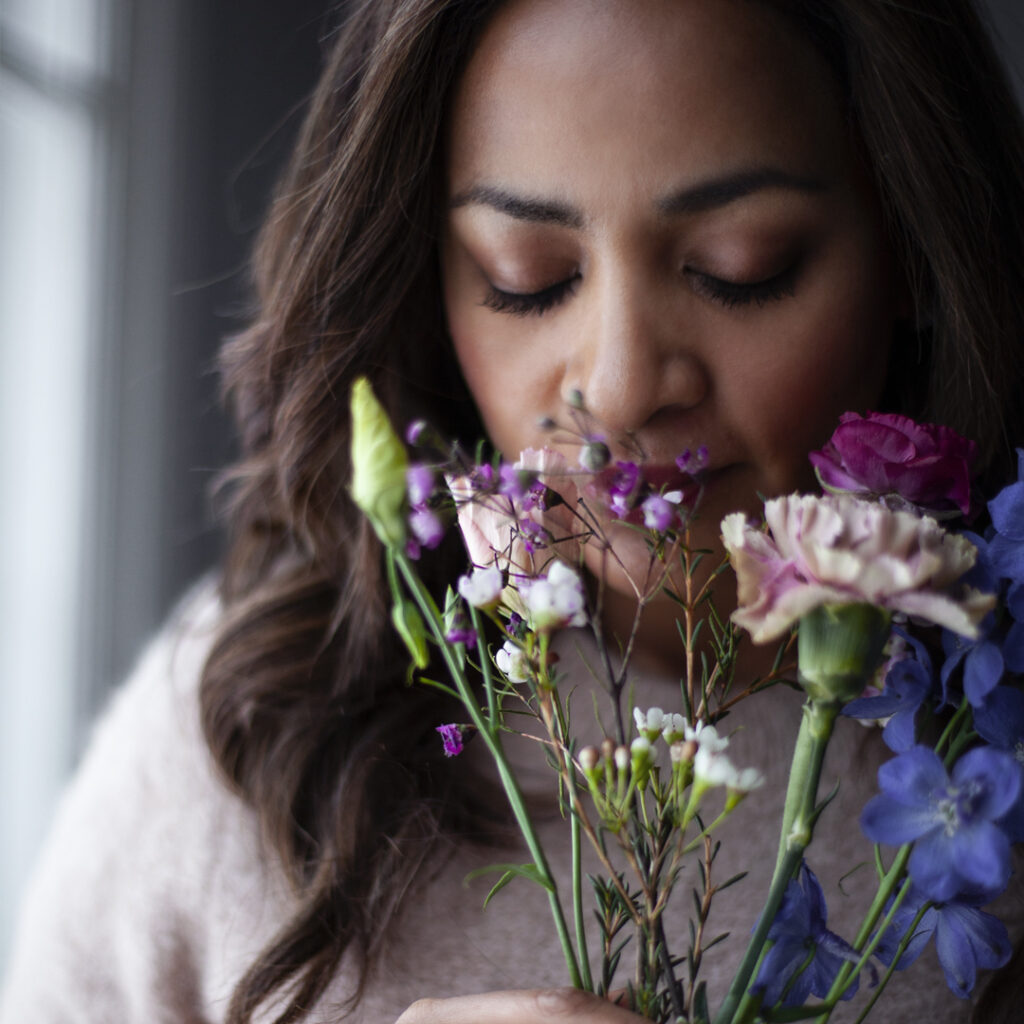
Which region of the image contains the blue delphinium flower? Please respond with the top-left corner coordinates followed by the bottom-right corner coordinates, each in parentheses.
top-left (861, 746), bottom-right (1021, 901)
top-left (939, 530), bottom-right (1004, 707)
top-left (987, 449), bottom-right (1024, 583)
top-left (752, 863), bottom-right (859, 1008)
top-left (844, 630), bottom-right (936, 751)
top-left (873, 886), bottom-right (1011, 998)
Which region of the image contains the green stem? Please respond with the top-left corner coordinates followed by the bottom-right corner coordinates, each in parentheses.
top-left (395, 552), bottom-right (584, 989)
top-left (714, 699), bottom-right (840, 1024)
top-left (572, 810), bottom-right (594, 990)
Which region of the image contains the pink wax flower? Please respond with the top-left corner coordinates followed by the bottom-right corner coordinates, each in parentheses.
top-left (808, 412), bottom-right (977, 516)
top-left (721, 493), bottom-right (994, 644)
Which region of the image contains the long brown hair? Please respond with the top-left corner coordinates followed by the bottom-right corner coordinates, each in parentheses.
top-left (201, 2), bottom-right (1024, 1021)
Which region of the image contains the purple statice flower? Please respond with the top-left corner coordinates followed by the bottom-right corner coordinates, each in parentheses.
top-left (675, 446), bottom-right (709, 475)
top-left (405, 419), bottom-right (428, 445)
top-left (844, 630), bottom-right (937, 751)
top-left (861, 745), bottom-right (1021, 902)
top-left (506, 611), bottom-right (527, 640)
top-left (435, 723), bottom-right (464, 758)
top-left (445, 608), bottom-right (477, 650)
top-left (498, 462), bottom-right (531, 500)
top-left (409, 506), bottom-right (444, 550)
top-left (873, 886), bottom-right (1011, 998)
top-left (752, 863), bottom-right (860, 1008)
top-left (641, 493), bottom-right (675, 532)
top-left (406, 463), bottom-right (435, 507)
top-left (607, 460), bottom-right (642, 517)
top-left (517, 517), bottom-right (548, 554)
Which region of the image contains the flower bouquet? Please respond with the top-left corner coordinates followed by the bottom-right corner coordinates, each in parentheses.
top-left (350, 380), bottom-right (1021, 1023)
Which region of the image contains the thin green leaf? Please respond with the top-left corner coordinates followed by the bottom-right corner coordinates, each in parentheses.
top-left (463, 862), bottom-right (555, 910)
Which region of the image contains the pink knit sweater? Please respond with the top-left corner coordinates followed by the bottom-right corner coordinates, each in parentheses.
top-left (2, 585), bottom-right (1017, 1022)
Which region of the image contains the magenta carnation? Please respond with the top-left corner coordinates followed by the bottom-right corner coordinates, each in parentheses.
top-left (808, 412), bottom-right (977, 516)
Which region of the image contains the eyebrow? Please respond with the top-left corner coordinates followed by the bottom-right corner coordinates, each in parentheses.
top-left (449, 185), bottom-right (584, 228)
top-left (449, 167), bottom-right (826, 227)
top-left (656, 167), bottom-right (827, 215)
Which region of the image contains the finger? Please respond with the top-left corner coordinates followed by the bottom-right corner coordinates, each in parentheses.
top-left (395, 986), bottom-right (646, 1023)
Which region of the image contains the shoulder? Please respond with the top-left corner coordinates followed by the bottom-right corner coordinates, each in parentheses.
top-left (1, 579), bottom-right (288, 1023)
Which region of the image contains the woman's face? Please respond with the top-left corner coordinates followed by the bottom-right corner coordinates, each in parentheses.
top-left (443, 0), bottom-right (902, 631)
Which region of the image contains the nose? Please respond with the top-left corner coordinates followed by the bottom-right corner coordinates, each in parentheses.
top-left (564, 270), bottom-right (709, 437)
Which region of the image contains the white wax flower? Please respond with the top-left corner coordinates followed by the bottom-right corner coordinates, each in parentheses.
top-left (685, 721), bottom-right (729, 754)
top-left (522, 561), bottom-right (587, 631)
top-left (457, 566), bottom-right (504, 608)
top-left (633, 707), bottom-right (665, 740)
top-left (731, 766), bottom-right (766, 792)
top-left (662, 713), bottom-right (687, 743)
top-left (693, 744), bottom-right (739, 787)
top-left (495, 640), bottom-right (530, 683)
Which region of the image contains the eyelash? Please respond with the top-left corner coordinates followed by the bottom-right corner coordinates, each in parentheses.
top-left (687, 265), bottom-right (798, 308)
top-left (480, 264), bottom-right (798, 318)
top-left (482, 275), bottom-right (581, 317)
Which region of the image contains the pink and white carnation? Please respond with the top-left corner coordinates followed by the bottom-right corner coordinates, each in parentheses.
top-left (808, 411), bottom-right (977, 516)
top-left (721, 493), bottom-right (994, 644)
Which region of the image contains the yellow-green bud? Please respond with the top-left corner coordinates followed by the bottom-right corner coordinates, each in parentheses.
top-left (349, 376), bottom-right (408, 548)
top-left (391, 599), bottom-right (429, 670)
top-left (798, 603), bottom-right (891, 704)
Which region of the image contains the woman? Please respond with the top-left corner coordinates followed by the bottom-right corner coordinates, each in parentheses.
top-left (3, 1), bottom-right (1023, 1022)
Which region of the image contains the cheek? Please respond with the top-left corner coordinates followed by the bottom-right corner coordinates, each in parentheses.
top-left (725, 274), bottom-right (894, 489)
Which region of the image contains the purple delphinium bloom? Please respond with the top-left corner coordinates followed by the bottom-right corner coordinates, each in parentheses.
top-left (752, 863), bottom-right (860, 1008)
top-left (435, 724), bottom-right (464, 758)
top-left (844, 630), bottom-right (936, 751)
top-left (642, 493), bottom-right (675, 532)
top-left (873, 886), bottom-right (1011, 999)
top-left (861, 745), bottom-right (1021, 902)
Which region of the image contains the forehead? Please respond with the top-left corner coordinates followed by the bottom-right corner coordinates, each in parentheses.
top-left (448, 0), bottom-right (850, 199)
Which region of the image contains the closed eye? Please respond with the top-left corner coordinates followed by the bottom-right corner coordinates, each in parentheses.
top-left (482, 274), bottom-right (581, 317)
top-left (687, 264), bottom-right (798, 308)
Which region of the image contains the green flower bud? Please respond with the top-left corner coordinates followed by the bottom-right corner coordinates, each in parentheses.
top-left (798, 602), bottom-right (891, 704)
top-left (391, 599), bottom-right (429, 670)
top-left (349, 377), bottom-right (408, 547)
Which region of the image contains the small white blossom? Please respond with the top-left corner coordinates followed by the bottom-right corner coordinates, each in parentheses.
top-left (694, 745), bottom-right (739, 787)
top-left (633, 707), bottom-right (665, 740)
top-left (495, 640), bottom-right (530, 683)
top-left (661, 713), bottom-right (687, 743)
top-left (522, 561), bottom-right (587, 631)
top-left (685, 721), bottom-right (729, 753)
top-left (457, 566), bottom-right (504, 608)
top-left (614, 745), bottom-right (630, 772)
top-left (730, 767), bottom-right (766, 793)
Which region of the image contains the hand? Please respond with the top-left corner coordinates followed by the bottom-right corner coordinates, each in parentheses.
top-left (395, 987), bottom-right (645, 1023)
